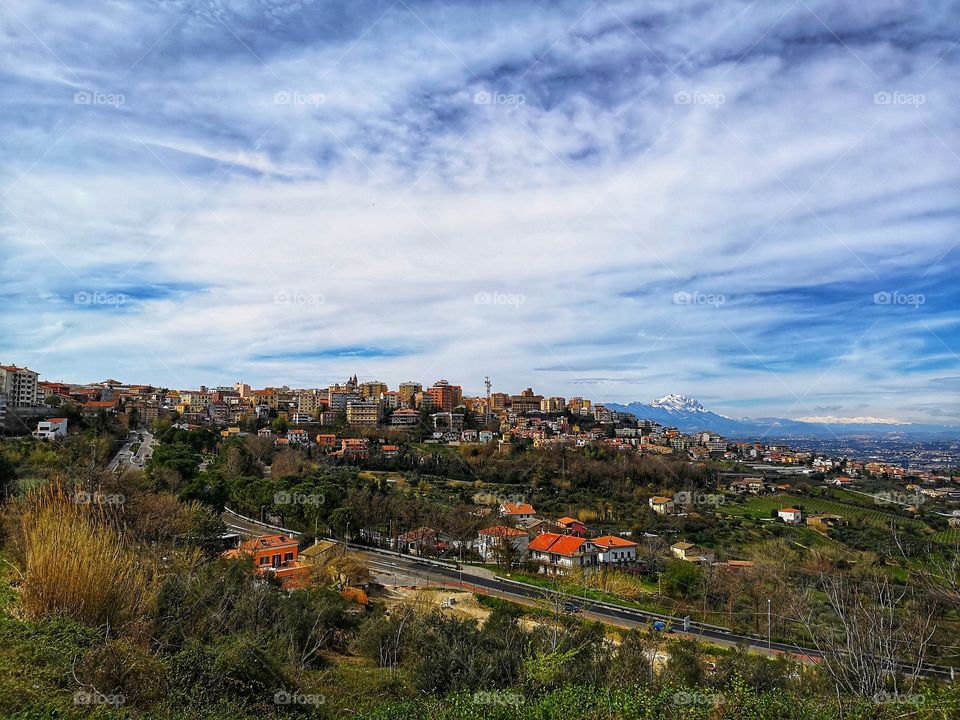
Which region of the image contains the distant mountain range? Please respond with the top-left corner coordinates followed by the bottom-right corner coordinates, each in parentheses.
top-left (605, 394), bottom-right (957, 438)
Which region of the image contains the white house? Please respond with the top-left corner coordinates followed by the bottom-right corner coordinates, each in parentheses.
top-left (778, 507), bottom-right (802, 524)
top-left (499, 502), bottom-right (536, 522)
top-left (670, 541), bottom-right (715, 563)
top-left (648, 496), bottom-right (674, 515)
top-left (476, 525), bottom-right (529, 562)
top-left (527, 532), bottom-right (600, 575)
top-left (592, 535), bottom-right (638, 564)
top-left (33, 417), bottom-right (68, 440)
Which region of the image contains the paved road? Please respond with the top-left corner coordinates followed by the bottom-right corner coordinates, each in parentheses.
top-left (219, 509), bottom-right (955, 681)
top-left (107, 431), bottom-right (154, 470)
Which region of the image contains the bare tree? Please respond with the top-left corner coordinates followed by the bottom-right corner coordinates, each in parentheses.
top-left (798, 571), bottom-right (936, 699)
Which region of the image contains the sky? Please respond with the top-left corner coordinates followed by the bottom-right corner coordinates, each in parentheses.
top-left (1, 0), bottom-right (958, 424)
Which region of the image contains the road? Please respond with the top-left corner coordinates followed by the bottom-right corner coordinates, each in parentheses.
top-left (107, 430), bottom-right (154, 471)
top-left (219, 509), bottom-right (956, 681)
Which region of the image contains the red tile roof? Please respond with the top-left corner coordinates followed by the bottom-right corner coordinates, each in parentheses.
top-left (501, 502), bottom-right (536, 515)
top-left (591, 535), bottom-right (638, 548)
top-left (479, 525), bottom-right (527, 538)
top-left (527, 531), bottom-right (592, 556)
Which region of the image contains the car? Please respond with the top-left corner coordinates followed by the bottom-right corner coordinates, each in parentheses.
top-left (652, 620), bottom-right (675, 633)
top-left (561, 600), bottom-right (582, 614)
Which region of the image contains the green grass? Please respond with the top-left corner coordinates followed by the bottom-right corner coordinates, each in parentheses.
top-left (717, 494), bottom-right (927, 531)
top-left (929, 528), bottom-right (960, 544)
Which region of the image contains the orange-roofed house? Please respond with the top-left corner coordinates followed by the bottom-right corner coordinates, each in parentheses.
top-left (592, 535), bottom-right (638, 565)
top-left (476, 525), bottom-right (529, 562)
top-left (223, 534), bottom-right (310, 588)
top-left (556, 516), bottom-right (589, 537)
top-left (777, 507), bottom-right (802, 524)
top-left (527, 531), bottom-right (600, 575)
top-left (499, 502), bottom-right (536, 521)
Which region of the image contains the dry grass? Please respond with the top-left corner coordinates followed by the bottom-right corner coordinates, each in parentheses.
top-left (7, 484), bottom-right (154, 628)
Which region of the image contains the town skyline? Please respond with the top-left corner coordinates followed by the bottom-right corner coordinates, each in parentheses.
top-left (2, 1), bottom-right (958, 426)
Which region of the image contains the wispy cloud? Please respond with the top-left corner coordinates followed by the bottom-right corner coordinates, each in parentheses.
top-left (1, 0), bottom-right (957, 421)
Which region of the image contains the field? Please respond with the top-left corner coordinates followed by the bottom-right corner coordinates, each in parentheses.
top-left (716, 493), bottom-right (930, 531)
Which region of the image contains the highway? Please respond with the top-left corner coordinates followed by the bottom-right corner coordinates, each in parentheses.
top-left (220, 509), bottom-right (956, 681)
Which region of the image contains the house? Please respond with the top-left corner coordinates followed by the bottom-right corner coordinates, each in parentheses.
top-left (556, 516), bottom-right (589, 536)
top-left (33, 417), bottom-right (68, 440)
top-left (728, 477), bottom-right (765, 494)
top-left (334, 438), bottom-right (368, 459)
top-left (670, 542), bottom-right (715, 563)
top-left (396, 527), bottom-right (447, 555)
top-left (527, 532), bottom-right (600, 575)
top-left (81, 400), bottom-right (117, 417)
top-left (649, 496), bottom-right (675, 514)
top-left (381, 444), bottom-right (400, 458)
top-left (829, 476), bottom-right (855, 487)
top-left (777, 507), bottom-right (802, 524)
top-left (499, 502), bottom-right (536, 521)
top-left (592, 535), bottom-right (638, 565)
top-left (223, 534), bottom-right (310, 588)
top-left (299, 539), bottom-right (338, 566)
top-left (476, 526), bottom-right (529, 562)
top-left (315, 433), bottom-right (337, 449)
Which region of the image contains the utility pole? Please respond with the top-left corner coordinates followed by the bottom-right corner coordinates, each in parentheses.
top-left (767, 598), bottom-right (772, 655)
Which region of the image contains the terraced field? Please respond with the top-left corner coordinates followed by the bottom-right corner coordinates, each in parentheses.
top-left (717, 494), bottom-right (929, 531)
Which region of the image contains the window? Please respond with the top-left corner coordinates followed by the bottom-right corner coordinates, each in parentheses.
top-left (260, 556), bottom-right (269, 565)
top-left (284, 551), bottom-right (294, 563)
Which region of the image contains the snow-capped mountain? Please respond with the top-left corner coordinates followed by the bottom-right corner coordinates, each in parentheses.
top-left (649, 394), bottom-right (708, 414)
top-left (604, 396), bottom-right (955, 438)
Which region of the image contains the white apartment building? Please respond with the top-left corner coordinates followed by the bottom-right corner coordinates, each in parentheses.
top-left (0, 365), bottom-right (41, 407)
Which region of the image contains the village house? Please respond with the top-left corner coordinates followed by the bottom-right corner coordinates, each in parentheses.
top-left (777, 507), bottom-right (802, 524)
top-left (223, 534), bottom-right (310, 588)
top-left (527, 532), bottom-right (600, 575)
top-left (476, 525), bottom-right (529, 562)
top-left (556, 516), bottom-right (589, 536)
top-left (648, 496), bottom-right (674, 515)
top-left (592, 535), bottom-right (638, 565)
top-left (33, 417), bottom-right (68, 440)
top-left (670, 541), bottom-right (716, 563)
top-left (806, 513), bottom-right (843, 531)
top-left (499, 502), bottom-right (537, 522)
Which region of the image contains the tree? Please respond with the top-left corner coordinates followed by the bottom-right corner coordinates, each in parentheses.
top-left (798, 571), bottom-right (936, 699)
top-left (661, 560), bottom-right (703, 600)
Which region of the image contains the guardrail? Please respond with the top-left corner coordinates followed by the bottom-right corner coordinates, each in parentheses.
top-left (222, 507), bottom-right (302, 537)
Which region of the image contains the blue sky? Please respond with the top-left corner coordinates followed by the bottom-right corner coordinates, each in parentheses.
top-left (1, 0), bottom-right (958, 423)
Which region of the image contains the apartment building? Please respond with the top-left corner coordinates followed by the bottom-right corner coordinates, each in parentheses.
top-left (346, 400), bottom-right (380, 427)
top-left (0, 364), bottom-right (41, 407)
